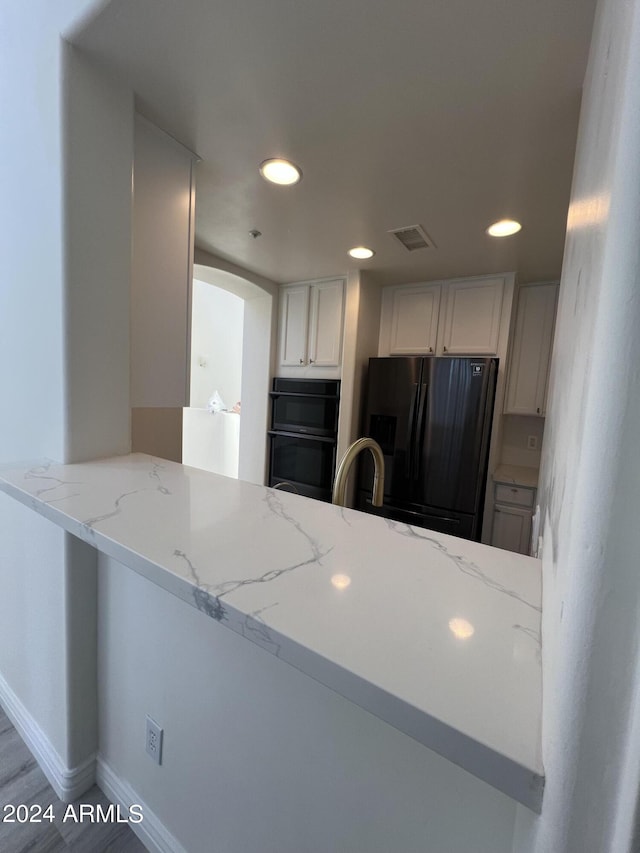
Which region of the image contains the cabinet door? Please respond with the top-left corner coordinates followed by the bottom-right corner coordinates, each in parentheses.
top-left (491, 504), bottom-right (533, 555)
top-left (388, 284), bottom-right (441, 355)
top-left (504, 283), bottom-right (559, 416)
top-left (131, 116), bottom-right (196, 407)
top-left (308, 279), bottom-right (344, 367)
top-left (439, 277), bottom-right (504, 355)
top-left (279, 285), bottom-right (310, 366)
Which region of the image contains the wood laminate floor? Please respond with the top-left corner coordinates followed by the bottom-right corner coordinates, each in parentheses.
top-left (0, 705), bottom-right (148, 852)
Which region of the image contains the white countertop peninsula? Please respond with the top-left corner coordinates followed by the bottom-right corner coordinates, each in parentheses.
top-left (0, 454), bottom-right (543, 811)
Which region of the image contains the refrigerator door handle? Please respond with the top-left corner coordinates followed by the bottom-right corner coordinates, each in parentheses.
top-left (405, 383), bottom-right (419, 479)
top-left (413, 382), bottom-right (428, 480)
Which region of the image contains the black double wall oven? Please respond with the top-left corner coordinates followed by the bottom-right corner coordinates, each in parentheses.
top-left (268, 378), bottom-right (340, 501)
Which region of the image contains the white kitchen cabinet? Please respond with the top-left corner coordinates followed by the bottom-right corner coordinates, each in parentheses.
top-left (131, 115), bottom-right (196, 407)
top-left (278, 278), bottom-right (345, 372)
top-left (308, 279), bottom-right (345, 367)
top-left (279, 285), bottom-right (310, 366)
top-left (494, 483), bottom-right (534, 508)
top-left (492, 504), bottom-right (533, 555)
top-left (439, 276), bottom-right (505, 356)
top-left (504, 282), bottom-right (559, 416)
top-left (379, 274), bottom-right (508, 358)
top-left (491, 477), bottom-right (536, 555)
top-left (387, 284), bottom-right (441, 355)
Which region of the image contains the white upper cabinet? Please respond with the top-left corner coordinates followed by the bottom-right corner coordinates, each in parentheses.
top-left (387, 284), bottom-right (441, 355)
top-left (278, 278), bottom-right (345, 374)
top-left (504, 282), bottom-right (559, 416)
top-left (131, 116), bottom-right (196, 408)
top-left (379, 274), bottom-right (508, 357)
top-left (439, 276), bottom-right (504, 356)
top-left (279, 285), bottom-right (310, 366)
top-left (308, 279), bottom-right (345, 367)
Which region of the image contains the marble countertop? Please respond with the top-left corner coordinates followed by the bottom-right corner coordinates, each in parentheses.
top-left (0, 454), bottom-right (543, 811)
top-left (494, 464), bottom-right (540, 489)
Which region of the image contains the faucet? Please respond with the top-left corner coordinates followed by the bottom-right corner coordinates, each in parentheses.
top-left (332, 437), bottom-right (385, 508)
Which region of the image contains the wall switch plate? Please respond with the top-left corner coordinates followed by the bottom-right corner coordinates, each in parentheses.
top-left (145, 715), bottom-right (163, 765)
top-left (527, 435), bottom-right (538, 450)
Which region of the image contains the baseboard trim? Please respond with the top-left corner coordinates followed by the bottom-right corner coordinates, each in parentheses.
top-left (0, 672), bottom-right (96, 802)
top-left (96, 757), bottom-right (187, 853)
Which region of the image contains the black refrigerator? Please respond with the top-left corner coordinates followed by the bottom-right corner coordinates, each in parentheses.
top-left (357, 357), bottom-right (498, 541)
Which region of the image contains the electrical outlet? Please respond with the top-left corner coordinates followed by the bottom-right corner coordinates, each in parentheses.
top-left (145, 716), bottom-right (163, 765)
top-left (527, 435), bottom-right (538, 451)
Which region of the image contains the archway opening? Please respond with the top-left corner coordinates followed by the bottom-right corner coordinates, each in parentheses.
top-left (183, 264), bottom-right (274, 485)
top-left (183, 281), bottom-right (244, 477)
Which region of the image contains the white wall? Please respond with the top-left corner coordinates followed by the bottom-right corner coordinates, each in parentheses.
top-left (514, 0), bottom-right (640, 850)
top-left (336, 271), bottom-right (362, 464)
top-left (182, 409), bottom-right (240, 478)
top-left (239, 290), bottom-right (273, 484)
top-left (0, 3), bottom-right (84, 464)
top-left (500, 415), bottom-right (544, 470)
top-left (98, 553), bottom-right (518, 853)
top-left (190, 280), bottom-right (244, 409)
top-left (63, 43), bottom-right (132, 463)
top-left (336, 270), bottom-right (382, 470)
top-left (0, 4), bottom-right (133, 794)
top-left (0, 0), bottom-right (70, 757)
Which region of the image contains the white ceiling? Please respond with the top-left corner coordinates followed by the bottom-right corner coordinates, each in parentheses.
top-left (73, 0), bottom-right (597, 286)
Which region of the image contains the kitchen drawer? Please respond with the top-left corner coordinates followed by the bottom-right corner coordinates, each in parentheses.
top-left (494, 484), bottom-right (534, 508)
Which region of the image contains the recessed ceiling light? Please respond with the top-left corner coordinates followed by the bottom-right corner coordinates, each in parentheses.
top-left (331, 573), bottom-right (352, 590)
top-left (259, 158), bottom-right (302, 186)
top-left (448, 617), bottom-right (475, 640)
top-left (348, 246), bottom-right (375, 259)
top-left (486, 219), bottom-right (522, 237)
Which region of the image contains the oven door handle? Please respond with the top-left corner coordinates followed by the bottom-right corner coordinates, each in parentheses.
top-left (269, 391), bottom-right (338, 399)
top-left (268, 429), bottom-right (336, 443)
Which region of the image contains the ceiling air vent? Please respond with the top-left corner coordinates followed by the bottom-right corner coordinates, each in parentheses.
top-left (388, 224), bottom-right (436, 252)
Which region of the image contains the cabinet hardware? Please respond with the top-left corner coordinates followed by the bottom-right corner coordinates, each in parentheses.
top-left (428, 346), bottom-right (433, 353)
top-left (299, 358), bottom-right (304, 364)
top-left (443, 345), bottom-right (447, 352)
top-left (536, 407), bottom-right (540, 414)
top-left (309, 358), bottom-right (314, 363)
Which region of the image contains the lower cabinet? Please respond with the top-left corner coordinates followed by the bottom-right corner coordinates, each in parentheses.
top-left (490, 482), bottom-right (535, 555)
top-left (491, 504), bottom-right (533, 555)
